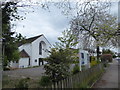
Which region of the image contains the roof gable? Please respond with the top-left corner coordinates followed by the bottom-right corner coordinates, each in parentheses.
top-left (18, 34), bottom-right (43, 47)
top-left (20, 49), bottom-right (30, 58)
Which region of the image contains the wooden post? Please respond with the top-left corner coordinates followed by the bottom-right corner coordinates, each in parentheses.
top-left (63, 79), bottom-right (66, 88)
top-left (62, 80), bottom-right (64, 88)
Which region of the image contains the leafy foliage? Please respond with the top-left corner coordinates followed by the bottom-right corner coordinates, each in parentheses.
top-left (54, 29), bottom-right (78, 49)
top-left (69, 1), bottom-right (117, 60)
top-left (39, 0), bottom-right (117, 60)
top-left (90, 56), bottom-right (100, 67)
top-left (44, 29), bottom-right (78, 82)
top-left (15, 33), bottom-right (26, 44)
top-left (90, 60), bottom-right (98, 67)
top-left (90, 56), bottom-right (97, 61)
top-left (44, 49), bottom-right (71, 82)
top-left (39, 76), bottom-right (51, 87)
top-left (72, 64), bottom-right (80, 75)
top-left (15, 78), bottom-right (30, 88)
top-left (2, 1), bottom-right (25, 68)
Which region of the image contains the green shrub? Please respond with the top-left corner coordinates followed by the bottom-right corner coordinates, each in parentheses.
top-left (72, 64), bottom-right (80, 75)
top-left (91, 56), bottom-right (96, 61)
top-left (97, 60), bottom-right (101, 63)
top-left (15, 78), bottom-right (30, 88)
top-left (90, 60), bottom-right (98, 67)
top-left (39, 76), bottom-right (51, 87)
top-left (72, 60), bottom-right (79, 64)
top-left (90, 56), bottom-right (101, 67)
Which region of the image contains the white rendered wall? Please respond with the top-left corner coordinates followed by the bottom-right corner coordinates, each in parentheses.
top-left (31, 35), bottom-right (51, 66)
top-left (18, 35), bottom-right (51, 67)
top-left (10, 61), bottom-right (19, 68)
top-left (19, 44), bottom-right (32, 66)
top-left (19, 58), bottom-right (29, 68)
top-left (84, 51), bottom-right (88, 65)
top-left (19, 44), bottom-right (32, 57)
top-left (80, 50), bottom-right (89, 65)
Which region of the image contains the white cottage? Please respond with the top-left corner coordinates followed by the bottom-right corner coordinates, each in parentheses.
top-left (10, 34), bottom-right (51, 68)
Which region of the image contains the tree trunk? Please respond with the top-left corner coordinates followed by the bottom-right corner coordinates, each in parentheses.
top-left (97, 45), bottom-right (100, 61)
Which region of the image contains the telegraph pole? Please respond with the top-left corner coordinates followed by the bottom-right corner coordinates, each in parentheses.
top-left (78, 33), bottom-right (82, 71)
top-left (76, 14), bottom-right (82, 72)
top-left (77, 14), bottom-right (83, 71)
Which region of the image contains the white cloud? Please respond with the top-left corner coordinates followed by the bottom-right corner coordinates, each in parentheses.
top-left (13, 2), bottom-right (118, 45)
top-left (13, 5), bottom-right (70, 45)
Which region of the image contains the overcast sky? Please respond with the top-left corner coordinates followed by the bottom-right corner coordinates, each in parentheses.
top-left (13, 4), bottom-right (72, 45)
top-left (13, 1), bottom-right (118, 46)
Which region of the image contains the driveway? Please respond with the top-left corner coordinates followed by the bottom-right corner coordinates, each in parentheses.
top-left (93, 59), bottom-right (118, 88)
top-left (3, 65), bottom-right (45, 79)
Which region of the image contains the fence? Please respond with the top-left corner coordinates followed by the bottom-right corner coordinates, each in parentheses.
top-left (43, 63), bottom-right (104, 88)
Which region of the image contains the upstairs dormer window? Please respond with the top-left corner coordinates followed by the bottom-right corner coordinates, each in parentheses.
top-left (39, 42), bottom-right (42, 55)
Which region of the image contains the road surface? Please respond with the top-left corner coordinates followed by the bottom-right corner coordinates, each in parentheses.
top-left (93, 59), bottom-right (118, 88)
top-left (3, 65), bottom-right (45, 79)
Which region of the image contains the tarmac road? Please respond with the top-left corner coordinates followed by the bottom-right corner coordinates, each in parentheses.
top-left (3, 65), bottom-right (45, 79)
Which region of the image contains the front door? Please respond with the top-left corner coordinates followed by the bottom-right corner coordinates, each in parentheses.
top-left (39, 58), bottom-right (44, 66)
top-left (28, 58), bottom-right (30, 66)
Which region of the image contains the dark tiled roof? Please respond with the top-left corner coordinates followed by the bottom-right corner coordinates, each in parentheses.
top-left (18, 34), bottom-right (43, 47)
top-left (20, 49), bottom-right (30, 58)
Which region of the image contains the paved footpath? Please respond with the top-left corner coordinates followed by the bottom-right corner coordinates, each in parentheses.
top-left (93, 59), bottom-right (119, 88)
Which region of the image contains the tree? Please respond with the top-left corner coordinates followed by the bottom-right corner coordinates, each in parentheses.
top-left (54, 29), bottom-right (78, 49)
top-left (15, 33), bottom-right (26, 44)
top-left (54, 29), bottom-right (79, 65)
top-left (44, 48), bottom-right (71, 82)
top-left (2, 1), bottom-right (24, 68)
top-left (35, 0), bottom-right (117, 60)
top-left (44, 29), bottom-right (78, 82)
top-left (69, 1), bottom-right (117, 60)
